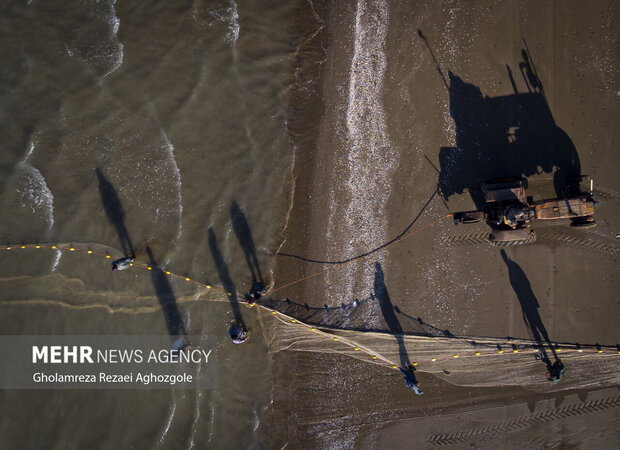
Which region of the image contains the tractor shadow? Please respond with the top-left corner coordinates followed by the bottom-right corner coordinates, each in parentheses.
top-left (432, 41), bottom-right (581, 209)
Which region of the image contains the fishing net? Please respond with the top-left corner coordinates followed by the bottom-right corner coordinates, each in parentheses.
top-left (1, 243), bottom-right (618, 393)
top-left (261, 305), bottom-right (620, 393)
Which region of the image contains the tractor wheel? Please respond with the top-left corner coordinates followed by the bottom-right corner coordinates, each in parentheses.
top-left (489, 230), bottom-right (537, 247)
top-left (570, 218), bottom-right (597, 229)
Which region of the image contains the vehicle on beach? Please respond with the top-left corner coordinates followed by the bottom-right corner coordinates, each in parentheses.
top-left (452, 177), bottom-right (598, 246)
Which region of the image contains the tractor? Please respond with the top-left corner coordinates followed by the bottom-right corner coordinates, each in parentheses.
top-left (452, 177), bottom-right (597, 246)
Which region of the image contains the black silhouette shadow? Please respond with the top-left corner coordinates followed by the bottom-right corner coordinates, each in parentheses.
top-left (393, 307), bottom-right (457, 338)
top-left (230, 201), bottom-right (264, 293)
top-left (259, 291), bottom-right (611, 357)
top-left (519, 45), bottom-right (545, 96)
top-left (259, 293), bottom-right (462, 343)
top-left (208, 226), bottom-right (246, 331)
top-left (146, 246), bottom-right (187, 342)
top-left (258, 294), bottom-right (377, 329)
top-left (95, 168), bottom-right (135, 258)
top-left (375, 262), bottom-right (422, 393)
top-left (417, 29), bottom-right (449, 91)
top-left (500, 250), bottom-right (561, 376)
top-left (374, 263), bottom-right (412, 369)
top-left (277, 187), bottom-right (438, 264)
top-left (431, 42), bottom-right (581, 209)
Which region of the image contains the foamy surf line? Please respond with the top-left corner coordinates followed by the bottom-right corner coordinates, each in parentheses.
top-left (326, 0), bottom-right (396, 307)
top-left (101, 0), bottom-right (123, 77)
top-left (160, 130), bottom-right (184, 252)
top-left (15, 140), bottom-right (55, 238)
top-left (51, 249), bottom-right (62, 273)
top-left (17, 164), bottom-right (55, 233)
top-left (58, 0), bottom-right (123, 77)
top-left (204, 0), bottom-right (240, 47)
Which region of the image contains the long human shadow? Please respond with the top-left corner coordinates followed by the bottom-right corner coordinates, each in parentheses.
top-left (500, 250), bottom-right (560, 372)
top-left (259, 290), bottom-right (612, 355)
top-left (230, 201), bottom-right (264, 288)
top-left (258, 294), bottom-right (376, 329)
top-left (374, 262), bottom-right (412, 369)
top-left (95, 168), bottom-right (135, 258)
top-left (146, 246), bottom-right (187, 341)
top-left (260, 294), bottom-right (469, 341)
top-left (422, 34), bottom-right (582, 209)
top-left (276, 187), bottom-right (439, 264)
top-left (208, 226), bottom-right (246, 330)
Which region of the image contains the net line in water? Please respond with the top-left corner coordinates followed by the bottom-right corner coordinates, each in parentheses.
top-left (1, 242), bottom-right (619, 392)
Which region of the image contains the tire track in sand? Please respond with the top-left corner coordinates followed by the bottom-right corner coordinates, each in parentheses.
top-left (428, 394), bottom-right (620, 446)
top-left (442, 231), bottom-right (618, 256)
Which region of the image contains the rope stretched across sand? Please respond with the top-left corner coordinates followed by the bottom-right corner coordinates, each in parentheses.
top-left (1, 241), bottom-right (618, 393)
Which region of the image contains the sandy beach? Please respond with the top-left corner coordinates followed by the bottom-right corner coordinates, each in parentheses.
top-left (0, 0), bottom-right (617, 448)
top-left (274, 0), bottom-right (619, 447)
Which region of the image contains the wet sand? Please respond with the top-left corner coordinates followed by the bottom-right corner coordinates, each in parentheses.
top-left (276, 0), bottom-right (619, 447)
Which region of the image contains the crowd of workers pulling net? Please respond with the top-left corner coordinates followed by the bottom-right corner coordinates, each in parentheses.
top-left (5, 213), bottom-right (619, 396)
top-left (102, 206), bottom-right (455, 393)
top-left (3, 167), bottom-right (616, 395)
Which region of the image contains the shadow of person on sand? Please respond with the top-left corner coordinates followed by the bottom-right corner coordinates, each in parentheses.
top-left (374, 262), bottom-right (422, 394)
top-left (146, 245), bottom-right (188, 347)
top-left (260, 293), bottom-right (469, 345)
top-left (95, 168), bottom-right (135, 258)
top-left (208, 226), bottom-right (246, 332)
top-left (374, 262), bottom-right (411, 368)
top-left (230, 201), bottom-right (264, 296)
top-left (500, 250), bottom-right (564, 381)
top-left (258, 293), bottom-right (377, 329)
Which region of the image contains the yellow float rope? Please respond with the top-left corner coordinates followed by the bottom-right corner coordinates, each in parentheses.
top-left (1, 241), bottom-right (617, 375)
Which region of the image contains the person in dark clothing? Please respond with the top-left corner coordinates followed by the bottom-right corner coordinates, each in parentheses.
top-left (246, 281), bottom-right (266, 303)
top-left (548, 360), bottom-right (566, 384)
top-left (228, 322), bottom-right (247, 344)
top-left (111, 256), bottom-right (134, 271)
top-left (374, 263), bottom-right (423, 394)
top-left (400, 366), bottom-right (423, 395)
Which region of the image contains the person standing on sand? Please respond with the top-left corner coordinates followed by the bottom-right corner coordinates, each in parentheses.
top-left (500, 249), bottom-right (565, 383)
top-left (111, 256), bottom-right (134, 271)
top-left (228, 321), bottom-right (247, 344)
top-left (548, 360), bottom-right (566, 384)
top-left (373, 263), bottom-right (422, 394)
top-left (400, 366), bottom-right (423, 395)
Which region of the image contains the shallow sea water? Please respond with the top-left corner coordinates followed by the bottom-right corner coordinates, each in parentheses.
top-left (0, 0), bottom-right (300, 447)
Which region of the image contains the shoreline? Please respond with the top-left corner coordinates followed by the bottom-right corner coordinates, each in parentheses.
top-left (272, 0), bottom-right (328, 280)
